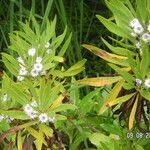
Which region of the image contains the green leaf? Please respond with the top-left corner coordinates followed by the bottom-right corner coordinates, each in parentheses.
top-left (51, 104), bottom-right (77, 113)
top-left (140, 89), bottom-right (150, 101)
top-left (2, 53), bottom-right (19, 76)
top-left (107, 93), bottom-right (135, 107)
top-left (0, 110), bottom-right (29, 120)
top-left (101, 37), bottom-right (133, 56)
top-left (89, 133), bottom-right (115, 149)
top-left (39, 124), bottom-right (53, 137)
top-left (51, 26), bottom-right (67, 50)
top-left (140, 44), bottom-right (150, 78)
top-left (8, 83), bottom-right (29, 105)
top-left (58, 32), bottom-right (72, 56)
top-left (79, 88), bottom-right (102, 114)
top-left (96, 15), bottom-right (129, 38)
top-left (99, 80), bottom-right (124, 114)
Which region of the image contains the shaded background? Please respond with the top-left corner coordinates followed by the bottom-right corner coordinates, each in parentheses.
top-left (0, 0), bottom-right (113, 78)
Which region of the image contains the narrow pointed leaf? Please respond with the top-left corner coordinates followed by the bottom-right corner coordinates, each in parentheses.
top-left (76, 76), bottom-right (122, 87)
top-left (129, 94), bottom-right (139, 130)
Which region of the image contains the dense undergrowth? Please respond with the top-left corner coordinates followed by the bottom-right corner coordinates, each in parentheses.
top-left (0, 0), bottom-right (150, 150)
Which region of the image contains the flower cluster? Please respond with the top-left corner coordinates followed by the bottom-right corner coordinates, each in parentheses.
top-left (17, 41), bottom-right (53, 81)
top-left (0, 114), bottom-right (14, 123)
top-left (30, 56), bottom-right (44, 77)
top-left (135, 78), bottom-right (150, 88)
top-left (45, 42), bottom-right (52, 54)
top-left (129, 18), bottom-right (150, 55)
top-left (23, 102), bottom-right (55, 123)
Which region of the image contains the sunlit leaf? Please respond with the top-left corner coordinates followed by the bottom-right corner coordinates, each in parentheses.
top-left (76, 76), bottom-right (122, 87)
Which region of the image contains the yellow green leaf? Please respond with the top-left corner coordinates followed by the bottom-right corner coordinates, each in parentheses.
top-left (82, 44), bottom-right (128, 66)
top-left (17, 131), bottom-right (22, 150)
top-left (26, 127), bottom-right (47, 146)
top-left (76, 76), bottom-right (122, 87)
top-left (107, 93), bottom-right (135, 107)
top-left (99, 80), bottom-right (124, 115)
top-left (47, 93), bottom-right (66, 111)
top-left (39, 124), bottom-right (53, 137)
top-left (129, 94), bottom-right (139, 130)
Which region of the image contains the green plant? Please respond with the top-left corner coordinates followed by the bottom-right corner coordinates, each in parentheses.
top-left (0, 16), bottom-right (86, 149)
top-left (77, 0), bottom-right (150, 133)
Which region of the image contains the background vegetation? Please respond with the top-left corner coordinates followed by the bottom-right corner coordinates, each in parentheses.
top-left (0, 0), bottom-right (150, 149)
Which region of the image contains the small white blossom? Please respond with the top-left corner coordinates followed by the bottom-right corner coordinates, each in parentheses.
top-left (135, 79), bottom-right (142, 86)
top-left (141, 33), bottom-right (150, 43)
top-left (147, 24), bottom-right (150, 32)
top-left (23, 104), bottom-right (33, 114)
top-left (133, 25), bottom-right (144, 34)
top-left (139, 49), bottom-right (143, 55)
top-left (19, 68), bottom-right (28, 75)
top-left (28, 48), bottom-right (36, 56)
top-left (131, 32), bottom-right (138, 37)
top-left (144, 78), bottom-right (150, 88)
top-left (129, 18), bottom-right (141, 27)
top-left (48, 117), bottom-right (55, 123)
top-left (31, 101), bottom-right (38, 107)
top-left (17, 57), bottom-right (25, 65)
top-left (33, 63), bottom-right (43, 72)
top-left (0, 115), bottom-right (4, 122)
top-left (3, 94), bottom-right (8, 102)
top-left (17, 76), bottom-right (25, 81)
top-left (30, 69), bottom-right (39, 77)
top-left (36, 57), bottom-right (42, 63)
top-left (39, 113), bottom-right (48, 123)
top-left (136, 42), bottom-right (141, 49)
top-left (46, 48), bottom-right (52, 54)
top-left (28, 110), bottom-right (38, 119)
top-left (45, 42), bottom-right (50, 48)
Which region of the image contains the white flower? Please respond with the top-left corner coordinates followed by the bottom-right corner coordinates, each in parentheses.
top-left (139, 49), bottom-right (143, 55)
top-left (131, 32), bottom-right (138, 37)
top-left (39, 113), bottom-right (48, 123)
top-left (136, 42), bottom-right (141, 49)
top-left (23, 104), bottom-right (33, 114)
top-left (129, 18), bottom-right (141, 27)
top-left (45, 42), bottom-right (50, 48)
top-left (17, 57), bottom-right (25, 65)
top-left (33, 63), bottom-right (43, 72)
top-left (46, 48), bottom-right (52, 54)
top-left (48, 117), bottom-right (55, 123)
top-left (135, 79), bottom-right (142, 85)
top-left (3, 94), bottom-right (8, 102)
top-left (147, 24), bottom-right (150, 32)
top-left (17, 76), bottom-right (25, 81)
top-left (31, 101), bottom-right (38, 107)
top-left (141, 33), bottom-right (150, 43)
top-left (36, 57), bottom-right (42, 63)
top-left (0, 115), bottom-right (4, 122)
top-left (144, 78), bottom-right (150, 88)
top-left (19, 68), bottom-right (28, 75)
top-left (133, 25), bottom-right (144, 34)
top-left (30, 69), bottom-right (39, 77)
top-left (28, 110), bottom-right (38, 119)
top-left (28, 48), bottom-right (36, 56)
